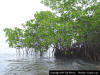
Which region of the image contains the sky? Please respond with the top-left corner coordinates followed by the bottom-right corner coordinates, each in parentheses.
top-left (0, 0), bottom-right (51, 50)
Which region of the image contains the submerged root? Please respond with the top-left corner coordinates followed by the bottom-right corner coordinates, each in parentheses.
top-left (54, 42), bottom-right (100, 62)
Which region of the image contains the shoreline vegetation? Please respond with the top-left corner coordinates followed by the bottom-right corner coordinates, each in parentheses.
top-left (54, 42), bottom-right (100, 62)
top-left (4, 0), bottom-right (100, 62)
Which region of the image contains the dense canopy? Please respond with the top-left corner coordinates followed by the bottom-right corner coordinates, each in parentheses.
top-left (4, 0), bottom-right (100, 61)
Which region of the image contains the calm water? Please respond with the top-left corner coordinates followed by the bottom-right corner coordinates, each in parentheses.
top-left (0, 48), bottom-right (100, 75)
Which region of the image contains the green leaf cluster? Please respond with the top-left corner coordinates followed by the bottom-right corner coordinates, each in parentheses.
top-left (4, 0), bottom-right (100, 53)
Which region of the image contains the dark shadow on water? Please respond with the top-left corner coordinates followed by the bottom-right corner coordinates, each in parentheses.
top-left (1, 52), bottom-right (100, 75)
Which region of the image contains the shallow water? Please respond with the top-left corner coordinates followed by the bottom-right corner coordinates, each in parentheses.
top-left (0, 48), bottom-right (100, 75)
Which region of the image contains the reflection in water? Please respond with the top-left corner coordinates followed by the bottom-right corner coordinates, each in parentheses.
top-left (0, 49), bottom-right (100, 75)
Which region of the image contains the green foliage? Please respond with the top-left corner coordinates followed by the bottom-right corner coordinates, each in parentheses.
top-left (4, 0), bottom-right (100, 54)
top-left (4, 27), bottom-right (23, 48)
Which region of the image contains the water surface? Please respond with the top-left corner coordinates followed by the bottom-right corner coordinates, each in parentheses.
top-left (0, 48), bottom-right (100, 75)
